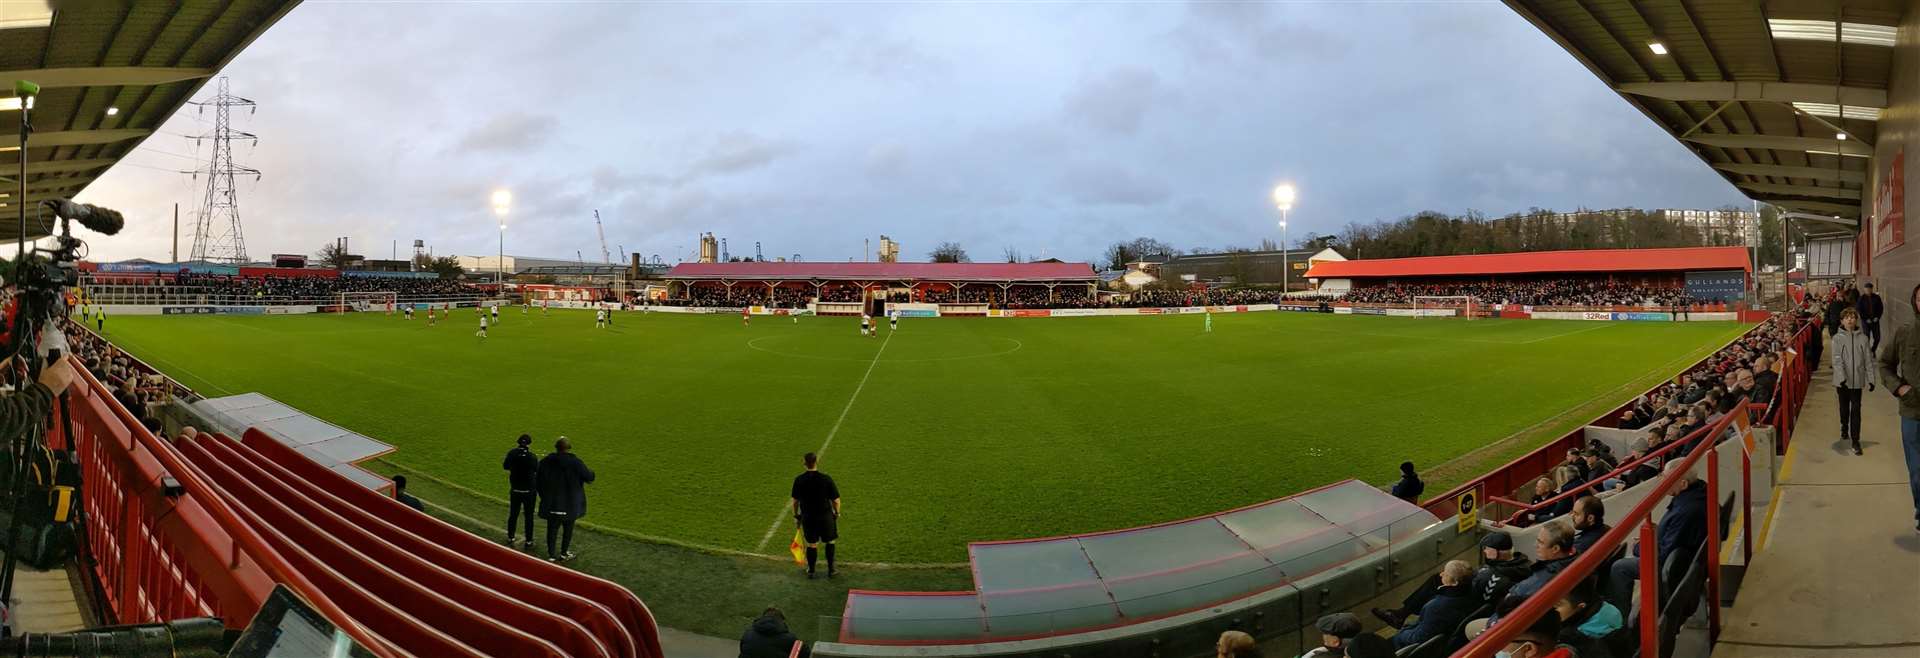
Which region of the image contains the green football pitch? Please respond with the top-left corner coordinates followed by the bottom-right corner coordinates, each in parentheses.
top-left (103, 309), bottom-right (1748, 564)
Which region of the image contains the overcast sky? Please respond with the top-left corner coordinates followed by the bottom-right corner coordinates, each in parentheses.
top-left (74, 0), bottom-right (1748, 265)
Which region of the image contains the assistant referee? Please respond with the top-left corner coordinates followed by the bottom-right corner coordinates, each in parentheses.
top-left (791, 452), bottom-right (841, 579)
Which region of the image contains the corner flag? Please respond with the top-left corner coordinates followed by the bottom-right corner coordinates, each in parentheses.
top-left (789, 528), bottom-right (807, 566)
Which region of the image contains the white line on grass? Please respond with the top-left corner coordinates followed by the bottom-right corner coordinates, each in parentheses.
top-left (752, 329), bottom-right (894, 553)
top-left (1516, 321), bottom-right (1617, 344)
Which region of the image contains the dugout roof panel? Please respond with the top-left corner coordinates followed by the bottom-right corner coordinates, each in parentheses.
top-left (1503, 0), bottom-right (1899, 224)
top-left (1, 0), bottom-right (302, 241)
top-left (840, 480), bottom-right (1439, 644)
top-left (665, 261), bottom-right (1098, 283)
top-left (1305, 246), bottom-right (1752, 279)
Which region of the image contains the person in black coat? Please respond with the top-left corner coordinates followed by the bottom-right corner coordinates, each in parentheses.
top-left (1389, 560), bottom-right (1480, 649)
top-left (1390, 461), bottom-right (1425, 503)
top-left (536, 436), bottom-right (595, 561)
top-left (738, 607), bottom-right (807, 658)
top-left (1858, 282), bottom-right (1886, 351)
top-left (503, 434), bottom-right (540, 550)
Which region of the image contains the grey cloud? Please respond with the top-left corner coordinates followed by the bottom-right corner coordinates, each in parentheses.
top-left (1060, 163), bottom-right (1171, 207)
top-left (684, 132), bottom-right (796, 180)
top-left (1064, 68), bottom-right (1164, 136)
top-left (452, 112), bottom-right (557, 154)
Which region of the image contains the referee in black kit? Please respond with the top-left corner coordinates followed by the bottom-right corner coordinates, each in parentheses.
top-left (791, 452), bottom-right (841, 579)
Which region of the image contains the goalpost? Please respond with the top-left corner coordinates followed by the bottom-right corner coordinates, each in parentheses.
top-left (1412, 295), bottom-right (1474, 319)
top-left (339, 291), bottom-right (398, 314)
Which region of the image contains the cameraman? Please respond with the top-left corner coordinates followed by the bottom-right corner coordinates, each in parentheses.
top-left (0, 355), bottom-right (82, 433)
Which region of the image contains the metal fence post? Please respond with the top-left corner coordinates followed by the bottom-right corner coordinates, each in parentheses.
top-left (1639, 521), bottom-right (1660, 655)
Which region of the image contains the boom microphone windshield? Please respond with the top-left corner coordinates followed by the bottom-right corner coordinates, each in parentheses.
top-left (41, 199), bottom-right (123, 236)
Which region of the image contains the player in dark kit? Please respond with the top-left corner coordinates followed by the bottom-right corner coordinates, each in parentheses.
top-left (502, 434), bottom-right (539, 549)
top-left (791, 452), bottom-right (841, 579)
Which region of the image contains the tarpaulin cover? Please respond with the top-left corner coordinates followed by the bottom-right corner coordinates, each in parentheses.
top-left (841, 480), bottom-right (1439, 644)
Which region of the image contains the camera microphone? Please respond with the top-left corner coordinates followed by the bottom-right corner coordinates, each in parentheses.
top-left (40, 199), bottom-right (123, 236)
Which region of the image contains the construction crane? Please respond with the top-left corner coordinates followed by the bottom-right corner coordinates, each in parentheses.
top-left (594, 210), bottom-right (612, 264)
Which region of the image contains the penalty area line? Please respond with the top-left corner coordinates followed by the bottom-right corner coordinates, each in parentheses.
top-left (753, 329), bottom-right (893, 553)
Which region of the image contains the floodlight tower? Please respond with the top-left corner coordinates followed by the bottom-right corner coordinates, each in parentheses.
top-left (492, 189), bottom-right (511, 285)
top-left (1272, 183), bottom-right (1297, 292)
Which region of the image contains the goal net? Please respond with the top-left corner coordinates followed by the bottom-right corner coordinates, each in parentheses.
top-left (1412, 295), bottom-right (1474, 319)
top-left (339, 291), bottom-right (398, 314)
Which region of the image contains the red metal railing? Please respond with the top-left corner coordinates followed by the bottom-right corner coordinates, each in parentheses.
top-left (64, 365), bottom-right (397, 655)
top-left (1451, 322), bottom-right (1815, 657)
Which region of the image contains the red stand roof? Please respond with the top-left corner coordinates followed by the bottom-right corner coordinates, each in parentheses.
top-left (665, 261), bottom-right (1097, 283)
top-left (1305, 246), bottom-right (1750, 279)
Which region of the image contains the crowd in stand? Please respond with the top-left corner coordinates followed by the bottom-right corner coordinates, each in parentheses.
top-left (146, 273), bottom-right (479, 303)
top-left (1341, 278), bottom-right (1697, 307)
top-left (64, 326), bottom-right (185, 432)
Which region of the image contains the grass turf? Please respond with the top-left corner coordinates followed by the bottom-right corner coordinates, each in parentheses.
top-left (105, 309), bottom-right (1747, 566)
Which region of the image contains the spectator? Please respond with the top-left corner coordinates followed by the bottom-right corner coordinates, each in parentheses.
top-left (1215, 630), bottom-right (1260, 658)
top-left (1298, 612), bottom-right (1362, 658)
top-left (1582, 451), bottom-right (1620, 490)
top-left (1553, 580), bottom-right (1623, 658)
top-left (1376, 533), bottom-right (1528, 628)
top-left (1496, 607), bottom-right (1575, 658)
top-left (1389, 559), bottom-right (1478, 649)
top-left (1510, 521), bottom-right (1577, 601)
top-left (1522, 477), bottom-right (1556, 526)
top-left (1342, 634), bottom-right (1393, 658)
top-left (392, 475), bottom-right (424, 512)
top-left (1568, 495), bottom-right (1610, 558)
top-left (1834, 308), bottom-right (1873, 456)
top-left (536, 436), bottom-right (595, 562)
top-left (738, 607), bottom-right (807, 658)
top-left (1391, 461), bottom-right (1425, 503)
top-left (1607, 469), bottom-right (1708, 614)
top-left (1876, 283), bottom-right (1920, 534)
top-left (1548, 466), bottom-right (1583, 519)
top-left (503, 433), bottom-right (540, 549)
top-left (1826, 288), bottom-right (1854, 338)
top-left (1858, 281), bottom-right (1885, 351)
top-left (1751, 355), bottom-right (1779, 403)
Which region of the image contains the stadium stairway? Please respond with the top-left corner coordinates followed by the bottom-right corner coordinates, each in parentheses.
top-left (168, 428), bottom-right (666, 658)
top-left (1710, 365), bottom-right (1920, 657)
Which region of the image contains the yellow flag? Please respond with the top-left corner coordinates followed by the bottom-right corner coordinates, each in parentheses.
top-left (789, 528), bottom-right (807, 566)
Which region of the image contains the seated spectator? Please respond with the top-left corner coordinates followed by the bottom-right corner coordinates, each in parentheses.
top-left (739, 607), bottom-right (807, 658)
top-left (1511, 521), bottom-right (1577, 600)
top-left (1298, 613), bottom-right (1362, 658)
top-left (1376, 533), bottom-right (1530, 628)
top-left (1343, 634), bottom-right (1394, 658)
top-left (1583, 451), bottom-right (1622, 490)
top-left (1617, 447), bottom-right (1661, 488)
top-left (1496, 609), bottom-right (1576, 658)
top-left (1553, 580), bottom-right (1623, 658)
top-left (1549, 466), bottom-right (1583, 518)
top-left (1523, 477), bottom-right (1556, 526)
top-left (1389, 560), bottom-right (1479, 649)
top-left (1607, 470), bottom-right (1708, 615)
top-left (1750, 355), bottom-right (1778, 403)
top-left (1391, 461), bottom-right (1425, 503)
top-left (1561, 450), bottom-right (1591, 483)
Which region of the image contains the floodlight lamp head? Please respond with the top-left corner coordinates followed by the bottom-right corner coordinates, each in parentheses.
top-left (1271, 183), bottom-right (1296, 211)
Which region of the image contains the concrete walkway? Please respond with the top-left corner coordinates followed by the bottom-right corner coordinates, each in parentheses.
top-left (1711, 364), bottom-right (1920, 658)
top-left (660, 625), bottom-right (740, 658)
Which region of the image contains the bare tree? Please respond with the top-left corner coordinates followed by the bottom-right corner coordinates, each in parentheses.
top-left (929, 242), bottom-right (970, 263)
top-left (1002, 246), bottom-right (1023, 263)
top-left (316, 241), bottom-right (352, 269)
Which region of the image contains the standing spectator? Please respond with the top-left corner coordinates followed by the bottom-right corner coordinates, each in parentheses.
top-left (1858, 282), bottom-right (1885, 351)
top-left (392, 475), bottom-right (424, 512)
top-left (1214, 630), bottom-right (1259, 658)
top-left (738, 607), bottom-right (806, 658)
top-left (1389, 559), bottom-right (1478, 650)
top-left (1391, 461), bottom-right (1425, 503)
top-left (536, 436), bottom-right (595, 561)
top-left (1833, 308), bottom-right (1873, 456)
top-left (1298, 613), bottom-right (1362, 658)
top-left (791, 452), bottom-right (841, 579)
top-left (503, 434), bottom-right (539, 549)
top-left (1826, 288), bottom-right (1855, 338)
top-left (1877, 283), bottom-right (1920, 533)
